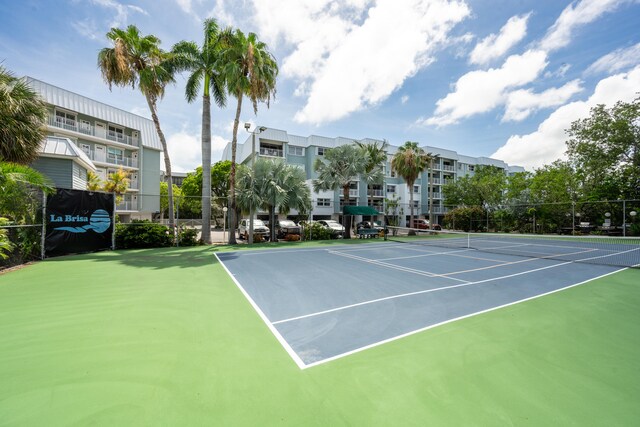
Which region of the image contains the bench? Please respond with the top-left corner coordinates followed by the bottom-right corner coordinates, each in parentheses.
top-left (357, 228), bottom-right (381, 238)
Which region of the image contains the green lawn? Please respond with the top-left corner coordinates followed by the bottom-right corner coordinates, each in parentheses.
top-left (1, 245), bottom-right (639, 426)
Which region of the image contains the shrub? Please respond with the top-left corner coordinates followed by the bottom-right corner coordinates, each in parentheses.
top-left (178, 227), bottom-right (200, 246)
top-left (284, 234), bottom-right (300, 242)
top-left (303, 222), bottom-right (332, 240)
top-left (115, 220), bottom-right (173, 249)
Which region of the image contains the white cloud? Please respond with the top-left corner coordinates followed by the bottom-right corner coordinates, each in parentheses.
top-left (423, 49), bottom-right (548, 126)
top-left (539, 0), bottom-right (622, 52)
top-left (492, 65), bottom-right (640, 170)
top-left (502, 79), bottom-right (583, 122)
top-left (254, 0), bottom-right (470, 125)
top-left (401, 95), bottom-right (409, 104)
top-left (72, 19), bottom-right (100, 41)
top-left (586, 42), bottom-right (640, 75)
top-left (469, 13), bottom-right (530, 65)
top-left (163, 130), bottom-right (230, 172)
top-left (544, 63), bottom-right (571, 79)
top-left (208, 0), bottom-right (235, 27)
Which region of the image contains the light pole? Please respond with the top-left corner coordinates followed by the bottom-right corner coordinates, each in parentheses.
top-left (627, 210), bottom-right (637, 237)
top-left (222, 206), bottom-right (228, 243)
top-left (244, 123), bottom-right (267, 244)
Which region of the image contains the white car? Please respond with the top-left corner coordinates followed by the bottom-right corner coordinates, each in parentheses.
top-left (238, 219), bottom-right (270, 241)
top-left (318, 220), bottom-right (345, 238)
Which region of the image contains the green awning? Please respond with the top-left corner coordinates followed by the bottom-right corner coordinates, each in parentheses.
top-left (343, 205), bottom-right (380, 215)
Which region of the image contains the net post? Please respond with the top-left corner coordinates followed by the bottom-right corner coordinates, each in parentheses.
top-left (467, 232), bottom-right (470, 249)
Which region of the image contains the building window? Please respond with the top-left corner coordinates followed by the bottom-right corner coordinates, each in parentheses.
top-left (412, 200), bottom-right (419, 208)
top-left (386, 184), bottom-right (396, 193)
top-left (468, 165), bottom-right (475, 172)
top-left (81, 144), bottom-right (91, 157)
top-left (108, 125), bottom-right (124, 141)
top-left (107, 147), bottom-right (123, 161)
top-left (413, 185), bottom-right (420, 193)
top-left (317, 198), bottom-right (331, 207)
top-left (317, 147), bottom-right (328, 156)
top-left (288, 146), bottom-right (304, 156)
top-left (55, 110), bottom-right (76, 126)
top-left (80, 119), bottom-right (91, 134)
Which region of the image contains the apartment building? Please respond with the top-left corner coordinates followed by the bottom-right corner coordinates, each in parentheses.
top-left (222, 127), bottom-right (525, 225)
top-left (27, 78), bottom-right (162, 221)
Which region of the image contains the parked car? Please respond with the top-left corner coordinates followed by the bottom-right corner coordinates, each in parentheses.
top-left (238, 218), bottom-right (270, 241)
top-left (318, 220), bottom-right (345, 238)
top-left (273, 219), bottom-right (301, 239)
top-left (413, 219), bottom-right (442, 231)
top-left (357, 221), bottom-right (385, 232)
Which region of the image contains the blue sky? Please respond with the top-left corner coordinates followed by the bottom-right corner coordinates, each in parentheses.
top-left (2, 0), bottom-right (639, 171)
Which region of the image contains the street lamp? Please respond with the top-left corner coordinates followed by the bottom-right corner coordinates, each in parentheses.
top-left (222, 206), bottom-right (228, 243)
top-left (628, 210), bottom-right (637, 237)
top-left (244, 123), bottom-right (267, 244)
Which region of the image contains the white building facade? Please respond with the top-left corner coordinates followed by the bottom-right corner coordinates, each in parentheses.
top-left (28, 78), bottom-right (162, 221)
top-left (221, 127), bottom-right (526, 225)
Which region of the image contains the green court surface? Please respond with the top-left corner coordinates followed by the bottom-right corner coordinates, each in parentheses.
top-left (1, 244), bottom-right (639, 426)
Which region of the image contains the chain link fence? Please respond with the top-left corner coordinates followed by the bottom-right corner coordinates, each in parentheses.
top-left (1, 189), bottom-right (45, 270)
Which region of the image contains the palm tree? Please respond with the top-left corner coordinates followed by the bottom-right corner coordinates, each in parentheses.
top-left (356, 139), bottom-right (388, 216)
top-left (0, 162), bottom-right (53, 223)
top-left (86, 171), bottom-right (102, 191)
top-left (391, 141), bottom-right (430, 228)
top-left (0, 66), bottom-right (47, 164)
top-left (224, 30), bottom-right (278, 244)
top-left (170, 19), bottom-right (230, 244)
top-left (103, 167), bottom-right (130, 205)
top-left (97, 25), bottom-right (176, 228)
top-left (313, 144), bottom-right (367, 239)
top-left (236, 159), bottom-right (311, 242)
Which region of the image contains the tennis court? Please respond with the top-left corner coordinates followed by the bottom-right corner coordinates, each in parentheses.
top-left (217, 230), bottom-right (640, 368)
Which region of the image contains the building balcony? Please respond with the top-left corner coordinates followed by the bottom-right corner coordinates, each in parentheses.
top-left (84, 149), bottom-right (139, 168)
top-left (441, 165), bottom-right (455, 172)
top-left (116, 200), bottom-right (138, 211)
top-left (48, 115), bottom-right (139, 147)
top-left (259, 147), bottom-right (284, 157)
top-left (370, 189), bottom-right (384, 197)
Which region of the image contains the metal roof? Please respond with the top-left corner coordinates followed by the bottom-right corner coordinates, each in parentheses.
top-left (39, 136), bottom-right (97, 172)
top-left (27, 77), bottom-right (162, 151)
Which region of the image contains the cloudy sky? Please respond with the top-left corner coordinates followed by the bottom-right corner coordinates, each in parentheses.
top-left (2, 0), bottom-right (639, 171)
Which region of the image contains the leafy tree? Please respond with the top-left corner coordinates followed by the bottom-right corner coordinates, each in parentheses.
top-left (237, 159), bottom-right (311, 241)
top-left (566, 98), bottom-right (640, 200)
top-left (224, 30), bottom-right (278, 244)
top-left (160, 181), bottom-right (182, 220)
top-left (529, 160), bottom-right (580, 231)
top-left (0, 162), bottom-right (53, 222)
top-left (355, 140), bottom-right (387, 212)
top-left (443, 165), bottom-right (507, 208)
top-left (171, 19), bottom-right (230, 243)
top-left (0, 217), bottom-right (13, 260)
top-left (391, 141), bottom-right (430, 228)
top-left (98, 25), bottom-right (177, 228)
top-left (313, 144), bottom-right (367, 238)
top-left (103, 168), bottom-right (130, 204)
top-left (86, 170), bottom-right (102, 191)
top-left (0, 66), bottom-right (47, 164)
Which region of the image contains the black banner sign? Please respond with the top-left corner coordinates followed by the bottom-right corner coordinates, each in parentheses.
top-left (45, 188), bottom-right (114, 257)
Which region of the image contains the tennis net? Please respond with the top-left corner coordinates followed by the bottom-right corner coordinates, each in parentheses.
top-left (385, 226), bottom-right (640, 268)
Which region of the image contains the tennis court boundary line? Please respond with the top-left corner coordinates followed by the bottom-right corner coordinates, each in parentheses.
top-left (302, 267), bottom-right (627, 369)
top-left (214, 253), bottom-right (307, 370)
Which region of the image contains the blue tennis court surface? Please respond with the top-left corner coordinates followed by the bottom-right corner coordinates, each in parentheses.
top-left (216, 239), bottom-right (631, 369)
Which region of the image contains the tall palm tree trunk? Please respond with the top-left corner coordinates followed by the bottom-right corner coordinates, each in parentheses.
top-left (228, 93), bottom-right (244, 244)
top-left (201, 87), bottom-right (212, 244)
top-left (408, 180), bottom-right (414, 228)
top-left (343, 185), bottom-right (352, 239)
top-left (145, 94), bottom-right (174, 230)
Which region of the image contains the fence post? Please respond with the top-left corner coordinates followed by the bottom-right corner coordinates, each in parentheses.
top-left (41, 191), bottom-right (47, 260)
top-left (112, 192), bottom-right (116, 250)
top-left (623, 199), bottom-right (626, 237)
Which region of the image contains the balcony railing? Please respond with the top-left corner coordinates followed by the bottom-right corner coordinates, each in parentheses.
top-left (442, 165), bottom-right (455, 171)
top-left (370, 189), bottom-right (384, 197)
top-left (83, 149), bottom-right (139, 168)
top-left (48, 115), bottom-right (139, 147)
top-left (116, 200), bottom-right (138, 211)
top-left (259, 147), bottom-right (283, 157)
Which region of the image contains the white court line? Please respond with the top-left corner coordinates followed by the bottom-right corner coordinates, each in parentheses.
top-left (213, 253), bottom-right (307, 369)
top-left (329, 250), bottom-right (470, 283)
top-left (302, 267), bottom-right (627, 369)
top-left (376, 248), bottom-right (475, 261)
top-left (440, 248), bottom-right (598, 276)
top-left (273, 257), bottom-right (582, 325)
